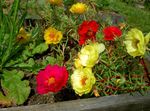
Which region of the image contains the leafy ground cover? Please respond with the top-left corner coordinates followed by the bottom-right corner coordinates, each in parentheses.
top-left (0, 0), bottom-right (150, 108)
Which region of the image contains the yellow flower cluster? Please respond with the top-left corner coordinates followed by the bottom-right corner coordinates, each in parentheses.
top-left (44, 27), bottom-right (63, 44)
top-left (124, 28), bottom-right (150, 57)
top-left (69, 3), bottom-right (88, 14)
top-left (71, 43), bottom-right (105, 96)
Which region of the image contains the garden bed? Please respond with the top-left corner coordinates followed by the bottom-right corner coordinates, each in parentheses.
top-left (0, 0), bottom-right (150, 110)
top-left (0, 90), bottom-right (150, 111)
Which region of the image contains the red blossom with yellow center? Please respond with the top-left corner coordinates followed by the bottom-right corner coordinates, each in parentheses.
top-left (78, 20), bottom-right (99, 45)
top-left (36, 64), bottom-right (68, 94)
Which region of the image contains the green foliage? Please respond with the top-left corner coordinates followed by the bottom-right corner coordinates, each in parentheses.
top-left (0, 0), bottom-right (47, 106)
top-left (32, 43), bottom-right (48, 55)
top-left (94, 0), bottom-right (110, 9)
top-left (0, 92), bottom-right (12, 107)
top-left (1, 70), bottom-right (30, 105)
top-left (0, 0), bottom-right (26, 70)
top-left (0, 0), bottom-right (46, 73)
top-left (105, 0), bottom-right (150, 33)
top-left (144, 0), bottom-right (150, 10)
top-left (94, 38), bottom-right (148, 95)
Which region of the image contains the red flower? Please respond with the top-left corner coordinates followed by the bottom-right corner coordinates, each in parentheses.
top-left (103, 26), bottom-right (122, 41)
top-left (36, 64), bottom-right (68, 94)
top-left (78, 20), bottom-right (99, 45)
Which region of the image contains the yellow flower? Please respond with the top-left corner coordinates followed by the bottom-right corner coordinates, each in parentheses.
top-left (71, 68), bottom-right (96, 96)
top-left (16, 27), bottom-right (30, 44)
top-left (70, 3), bottom-right (88, 14)
top-left (74, 58), bottom-right (83, 69)
top-left (44, 27), bottom-right (63, 44)
top-left (77, 43), bottom-right (105, 68)
top-left (124, 28), bottom-right (150, 57)
top-left (48, 0), bottom-right (63, 6)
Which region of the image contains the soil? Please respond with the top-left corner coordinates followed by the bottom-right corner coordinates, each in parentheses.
top-left (27, 93), bottom-right (54, 105)
top-left (25, 75), bottom-right (78, 106)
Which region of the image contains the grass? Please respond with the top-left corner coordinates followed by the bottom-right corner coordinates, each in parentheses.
top-left (102, 0), bottom-right (150, 33)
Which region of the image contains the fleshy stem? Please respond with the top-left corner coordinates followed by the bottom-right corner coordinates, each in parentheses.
top-left (141, 58), bottom-right (150, 82)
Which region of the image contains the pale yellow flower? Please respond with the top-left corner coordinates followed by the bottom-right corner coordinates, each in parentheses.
top-left (71, 68), bottom-right (96, 96)
top-left (44, 27), bottom-right (63, 44)
top-left (48, 0), bottom-right (63, 6)
top-left (74, 58), bottom-right (83, 69)
top-left (70, 3), bottom-right (88, 14)
top-left (77, 43), bottom-right (105, 68)
top-left (124, 28), bottom-right (150, 57)
top-left (17, 27), bottom-right (30, 44)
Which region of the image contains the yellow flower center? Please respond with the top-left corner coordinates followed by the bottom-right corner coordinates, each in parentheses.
top-left (47, 77), bottom-right (55, 85)
top-left (87, 30), bottom-right (94, 36)
top-left (132, 39), bottom-right (140, 49)
top-left (49, 33), bottom-right (55, 40)
top-left (16, 27), bottom-right (30, 44)
top-left (81, 77), bottom-right (88, 86)
top-left (17, 36), bottom-right (25, 41)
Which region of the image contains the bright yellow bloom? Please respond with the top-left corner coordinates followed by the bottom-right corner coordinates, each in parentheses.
top-left (124, 28), bottom-right (150, 57)
top-left (44, 27), bottom-right (63, 44)
top-left (17, 27), bottom-right (30, 44)
top-left (71, 68), bottom-right (96, 96)
top-left (77, 43), bottom-right (105, 68)
top-left (48, 0), bottom-right (63, 6)
top-left (70, 3), bottom-right (88, 14)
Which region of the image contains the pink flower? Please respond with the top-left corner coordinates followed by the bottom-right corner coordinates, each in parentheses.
top-left (103, 26), bottom-right (122, 41)
top-left (36, 64), bottom-right (68, 94)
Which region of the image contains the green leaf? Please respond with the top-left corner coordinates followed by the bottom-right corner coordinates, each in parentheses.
top-left (0, 92), bottom-right (12, 107)
top-left (1, 70), bottom-right (30, 105)
top-left (64, 0), bottom-right (75, 6)
top-left (13, 58), bottom-right (35, 69)
top-left (46, 56), bottom-right (57, 65)
top-left (96, 32), bottom-right (103, 40)
top-left (32, 43), bottom-right (48, 55)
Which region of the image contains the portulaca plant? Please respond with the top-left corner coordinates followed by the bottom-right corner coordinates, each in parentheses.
top-left (0, 0), bottom-right (150, 107)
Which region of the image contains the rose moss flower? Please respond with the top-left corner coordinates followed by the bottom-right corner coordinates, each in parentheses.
top-left (103, 26), bottom-right (122, 41)
top-left (16, 27), bottom-right (30, 44)
top-left (75, 42), bottom-right (105, 68)
top-left (44, 27), bottom-right (63, 44)
top-left (71, 68), bottom-right (96, 96)
top-left (70, 3), bottom-right (88, 14)
top-left (36, 64), bottom-right (68, 94)
top-left (124, 28), bottom-right (150, 57)
top-left (78, 20), bottom-right (99, 45)
top-left (48, 0), bottom-right (63, 6)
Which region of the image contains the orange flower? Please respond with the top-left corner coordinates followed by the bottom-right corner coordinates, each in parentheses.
top-left (48, 0), bottom-right (63, 6)
top-left (44, 27), bottom-right (63, 44)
